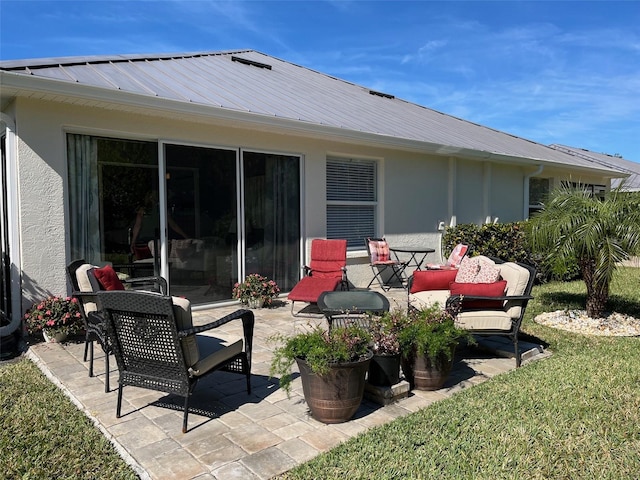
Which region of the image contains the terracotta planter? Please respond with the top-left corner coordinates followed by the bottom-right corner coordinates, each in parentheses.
top-left (367, 353), bottom-right (401, 386)
top-left (296, 351), bottom-right (372, 423)
top-left (401, 346), bottom-right (456, 391)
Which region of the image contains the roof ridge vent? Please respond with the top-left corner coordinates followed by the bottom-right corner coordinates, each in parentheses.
top-left (369, 90), bottom-right (394, 99)
top-left (231, 56), bottom-right (272, 70)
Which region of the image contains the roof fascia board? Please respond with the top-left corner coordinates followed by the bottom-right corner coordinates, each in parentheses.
top-left (1, 71), bottom-right (625, 178)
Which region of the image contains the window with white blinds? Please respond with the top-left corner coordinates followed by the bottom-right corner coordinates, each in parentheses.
top-left (326, 158), bottom-right (377, 249)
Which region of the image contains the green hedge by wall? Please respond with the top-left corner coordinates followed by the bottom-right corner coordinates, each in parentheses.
top-left (441, 222), bottom-right (579, 282)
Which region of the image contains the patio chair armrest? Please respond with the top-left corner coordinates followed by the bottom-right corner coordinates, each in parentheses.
top-left (178, 309), bottom-right (255, 360)
top-left (71, 290), bottom-right (99, 317)
top-left (72, 289), bottom-right (98, 302)
top-left (122, 276), bottom-right (168, 294)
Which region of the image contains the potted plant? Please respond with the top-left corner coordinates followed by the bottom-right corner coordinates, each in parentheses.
top-left (23, 295), bottom-right (83, 343)
top-left (270, 323), bottom-right (372, 423)
top-left (397, 304), bottom-right (474, 391)
top-left (232, 273), bottom-right (280, 308)
top-left (367, 310), bottom-right (403, 386)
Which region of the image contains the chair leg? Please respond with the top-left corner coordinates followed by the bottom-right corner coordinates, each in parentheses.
top-left (369, 265), bottom-right (390, 291)
top-left (116, 384), bottom-right (123, 418)
top-left (386, 264), bottom-right (407, 289)
top-left (104, 351), bottom-right (110, 393)
top-left (182, 396), bottom-right (190, 434)
top-left (83, 335), bottom-right (90, 362)
top-left (243, 355), bottom-right (252, 394)
top-left (514, 336), bottom-right (521, 368)
top-left (88, 341), bottom-right (94, 378)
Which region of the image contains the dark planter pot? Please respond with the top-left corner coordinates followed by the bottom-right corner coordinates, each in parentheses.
top-left (296, 351), bottom-right (373, 424)
top-left (401, 346), bottom-right (456, 391)
top-left (368, 353), bottom-right (401, 386)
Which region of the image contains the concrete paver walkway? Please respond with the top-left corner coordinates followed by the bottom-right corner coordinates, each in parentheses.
top-left (26, 288), bottom-right (549, 480)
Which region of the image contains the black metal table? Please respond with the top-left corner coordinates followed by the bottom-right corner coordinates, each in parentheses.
top-left (389, 246), bottom-right (435, 271)
top-left (317, 290), bottom-right (390, 330)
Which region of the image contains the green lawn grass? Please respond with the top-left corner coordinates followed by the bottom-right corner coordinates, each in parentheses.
top-left (279, 267), bottom-right (640, 479)
top-left (1, 268), bottom-right (638, 479)
top-left (0, 358), bottom-right (139, 479)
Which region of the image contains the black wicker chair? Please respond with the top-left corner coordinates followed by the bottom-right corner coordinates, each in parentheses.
top-left (96, 290), bottom-right (254, 433)
top-left (66, 259), bottom-right (167, 393)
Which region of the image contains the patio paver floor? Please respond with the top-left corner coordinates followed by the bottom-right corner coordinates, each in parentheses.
top-left (25, 287), bottom-right (549, 480)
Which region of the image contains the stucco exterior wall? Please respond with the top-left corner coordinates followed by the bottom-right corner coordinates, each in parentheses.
top-left (15, 100), bottom-right (69, 309)
top-left (490, 164), bottom-right (526, 222)
top-left (6, 96), bottom-right (614, 311)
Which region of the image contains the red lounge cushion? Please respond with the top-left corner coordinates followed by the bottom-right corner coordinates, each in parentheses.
top-left (93, 265), bottom-right (125, 291)
top-left (288, 277), bottom-right (342, 303)
top-left (308, 239), bottom-right (347, 279)
top-left (449, 280), bottom-right (507, 309)
top-left (410, 269), bottom-right (458, 293)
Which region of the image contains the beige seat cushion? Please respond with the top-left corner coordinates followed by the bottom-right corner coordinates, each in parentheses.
top-left (75, 263), bottom-right (99, 313)
top-left (172, 296), bottom-right (243, 373)
top-left (408, 290), bottom-right (450, 310)
top-left (191, 337), bottom-right (243, 377)
top-left (455, 310), bottom-right (513, 331)
top-left (172, 296), bottom-right (200, 367)
top-left (497, 262), bottom-right (530, 319)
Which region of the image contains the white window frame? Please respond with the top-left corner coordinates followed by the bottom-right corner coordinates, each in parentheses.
top-left (528, 177), bottom-right (550, 217)
top-left (326, 156), bottom-right (378, 250)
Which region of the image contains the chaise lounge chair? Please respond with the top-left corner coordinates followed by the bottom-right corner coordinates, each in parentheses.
top-left (287, 239), bottom-right (349, 316)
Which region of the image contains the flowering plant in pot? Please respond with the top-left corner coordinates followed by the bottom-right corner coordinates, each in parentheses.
top-left (270, 323), bottom-right (372, 423)
top-left (23, 296), bottom-right (83, 341)
top-left (397, 304), bottom-right (474, 390)
top-left (232, 273), bottom-right (280, 307)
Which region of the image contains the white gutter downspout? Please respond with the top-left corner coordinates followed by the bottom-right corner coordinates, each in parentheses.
top-left (524, 165), bottom-right (544, 220)
top-left (0, 112), bottom-right (22, 337)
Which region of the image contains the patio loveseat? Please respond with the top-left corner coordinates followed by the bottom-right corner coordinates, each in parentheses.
top-left (407, 255), bottom-right (536, 367)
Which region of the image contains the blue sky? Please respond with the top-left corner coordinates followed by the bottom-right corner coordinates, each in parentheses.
top-left (2, 1), bottom-right (639, 161)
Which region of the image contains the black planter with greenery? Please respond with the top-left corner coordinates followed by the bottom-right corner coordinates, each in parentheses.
top-left (270, 323), bottom-right (372, 423)
top-left (367, 310), bottom-right (403, 387)
top-left (368, 353), bottom-right (401, 386)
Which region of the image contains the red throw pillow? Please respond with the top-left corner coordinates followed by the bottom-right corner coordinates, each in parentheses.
top-left (93, 265), bottom-right (125, 291)
top-left (133, 244), bottom-right (152, 260)
top-left (410, 269), bottom-right (458, 293)
top-left (449, 280), bottom-right (507, 309)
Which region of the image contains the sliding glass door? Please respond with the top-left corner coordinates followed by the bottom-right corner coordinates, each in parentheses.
top-left (242, 151), bottom-right (300, 293)
top-left (164, 144), bottom-right (238, 303)
top-left (161, 147), bottom-right (301, 302)
top-left (68, 134), bottom-right (301, 306)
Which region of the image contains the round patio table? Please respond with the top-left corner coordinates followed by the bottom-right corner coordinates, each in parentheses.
top-left (389, 246), bottom-right (435, 270)
top-left (317, 290), bottom-right (390, 330)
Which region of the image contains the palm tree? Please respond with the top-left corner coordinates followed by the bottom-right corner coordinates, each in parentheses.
top-left (529, 184), bottom-right (640, 318)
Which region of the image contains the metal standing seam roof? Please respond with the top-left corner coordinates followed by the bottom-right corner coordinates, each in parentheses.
top-left (550, 145), bottom-right (640, 191)
top-left (0, 49), bottom-right (628, 175)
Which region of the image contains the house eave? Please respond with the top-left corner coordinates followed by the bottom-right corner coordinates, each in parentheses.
top-left (0, 71), bottom-right (625, 179)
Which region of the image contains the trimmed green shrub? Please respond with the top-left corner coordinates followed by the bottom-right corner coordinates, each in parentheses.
top-left (441, 222), bottom-right (579, 282)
